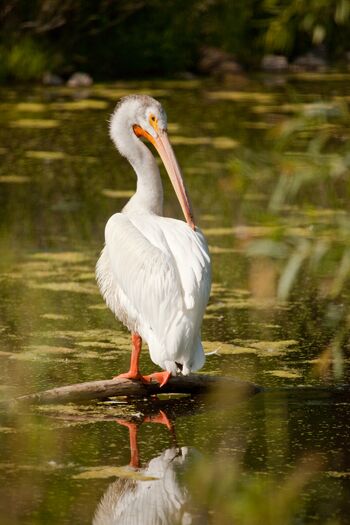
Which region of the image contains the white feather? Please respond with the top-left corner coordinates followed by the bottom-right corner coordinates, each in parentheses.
top-left (96, 212), bottom-right (211, 374)
top-left (96, 94), bottom-right (211, 375)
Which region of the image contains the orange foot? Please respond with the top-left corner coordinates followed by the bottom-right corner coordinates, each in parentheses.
top-left (113, 371), bottom-right (144, 381)
top-left (113, 370), bottom-right (171, 387)
top-left (142, 371), bottom-right (171, 388)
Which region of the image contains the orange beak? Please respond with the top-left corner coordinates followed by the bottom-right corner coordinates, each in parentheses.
top-left (133, 124), bottom-right (195, 229)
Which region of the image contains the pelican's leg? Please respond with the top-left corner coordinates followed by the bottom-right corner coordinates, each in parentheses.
top-left (113, 333), bottom-right (143, 381)
top-left (116, 420), bottom-right (140, 468)
top-left (114, 332), bottom-right (171, 387)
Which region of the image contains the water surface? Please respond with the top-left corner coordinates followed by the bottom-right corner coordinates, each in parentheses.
top-left (0, 75), bottom-right (350, 524)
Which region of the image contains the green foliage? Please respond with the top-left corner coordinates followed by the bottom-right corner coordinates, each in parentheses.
top-left (187, 455), bottom-right (321, 525)
top-left (231, 101), bottom-right (350, 299)
top-left (0, 0), bottom-right (350, 81)
top-left (262, 0), bottom-right (350, 53)
top-left (0, 38), bottom-right (48, 81)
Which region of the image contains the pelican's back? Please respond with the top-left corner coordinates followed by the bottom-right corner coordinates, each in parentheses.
top-left (96, 213), bottom-right (211, 374)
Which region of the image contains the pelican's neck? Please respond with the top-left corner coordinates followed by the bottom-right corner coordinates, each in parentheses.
top-left (111, 113), bottom-right (163, 216)
top-left (127, 140), bottom-right (163, 216)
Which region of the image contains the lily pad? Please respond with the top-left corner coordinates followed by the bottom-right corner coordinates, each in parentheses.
top-left (30, 252), bottom-right (90, 264)
top-left (51, 99), bottom-right (108, 111)
top-left (15, 102), bottom-right (46, 112)
top-left (10, 119), bottom-right (59, 128)
top-left (202, 227), bottom-right (234, 236)
top-left (208, 246), bottom-right (237, 254)
top-left (76, 341), bottom-right (116, 349)
top-left (212, 137), bottom-right (239, 149)
top-left (73, 465), bottom-right (158, 481)
top-left (22, 345), bottom-right (75, 355)
top-left (204, 341), bottom-right (256, 355)
top-left (101, 189), bottom-right (134, 198)
top-left (26, 150), bottom-right (66, 160)
top-left (267, 370), bottom-right (302, 379)
top-left (207, 91), bottom-right (275, 103)
top-left (41, 314), bottom-right (69, 321)
top-left (0, 175), bottom-right (30, 183)
top-left (27, 281), bottom-right (98, 295)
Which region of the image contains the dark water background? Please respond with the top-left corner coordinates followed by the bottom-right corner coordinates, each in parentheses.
top-left (0, 75), bottom-right (349, 524)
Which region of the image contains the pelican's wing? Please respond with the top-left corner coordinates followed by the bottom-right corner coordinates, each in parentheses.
top-left (129, 215), bottom-right (211, 317)
top-left (103, 213), bottom-right (184, 334)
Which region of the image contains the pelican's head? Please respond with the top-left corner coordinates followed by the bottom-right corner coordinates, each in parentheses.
top-left (110, 95), bottom-right (195, 229)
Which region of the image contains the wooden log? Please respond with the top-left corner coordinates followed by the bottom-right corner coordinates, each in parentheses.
top-left (16, 374), bottom-right (262, 405)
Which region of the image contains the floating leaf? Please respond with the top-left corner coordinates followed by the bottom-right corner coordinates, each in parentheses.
top-left (248, 340), bottom-right (298, 351)
top-left (40, 313), bottom-right (70, 321)
top-left (208, 246), bottom-right (237, 254)
top-left (231, 339), bottom-right (298, 356)
top-left (204, 341), bottom-right (256, 355)
top-left (93, 87), bottom-right (169, 100)
top-left (26, 150), bottom-right (66, 160)
top-left (207, 91), bottom-right (275, 103)
top-left (0, 427), bottom-right (16, 434)
top-left (88, 304), bottom-right (106, 310)
top-left (267, 370), bottom-right (302, 379)
top-left (30, 252), bottom-right (90, 263)
top-left (101, 189), bottom-right (134, 198)
top-left (202, 227), bottom-right (234, 236)
top-left (51, 99), bottom-right (108, 111)
top-left (326, 471), bottom-right (350, 478)
top-left (170, 136), bottom-right (211, 146)
top-left (0, 175), bottom-right (30, 183)
top-left (73, 465), bottom-right (158, 480)
top-left (76, 341), bottom-right (116, 348)
top-left (212, 137), bottom-right (239, 149)
top-left (15, 103), bottom-right (46, 112)
top-left (10, 119), bottom-right (59, 128)
top-left (170, 136), bottom-right (239, 149)
top-left (22, 345), bottom-right (75, 355)
top-left (27, 281), bottom-right (98, 295)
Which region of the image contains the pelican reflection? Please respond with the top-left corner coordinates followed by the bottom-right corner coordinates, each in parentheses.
top-left (93, 410), bottom-right (204, 525)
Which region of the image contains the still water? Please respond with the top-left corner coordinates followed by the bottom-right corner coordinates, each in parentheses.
top-left (0, 75), bottom-right (350, 524)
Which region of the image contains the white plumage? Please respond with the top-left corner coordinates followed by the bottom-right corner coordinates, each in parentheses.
top-left (96, 95), bottom-right (211, 381)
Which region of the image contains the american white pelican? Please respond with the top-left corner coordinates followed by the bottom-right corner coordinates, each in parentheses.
top-left (96, 95), bottom-right (211, 386)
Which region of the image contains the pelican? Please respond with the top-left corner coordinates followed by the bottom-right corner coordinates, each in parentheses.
top-left (96, 95), bottom-right (211, 386)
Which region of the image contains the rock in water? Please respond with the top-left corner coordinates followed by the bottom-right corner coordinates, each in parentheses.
top-left (261, 55), bottom-right (289, 72)
top-left (67, 72), bottom-right (93, 87)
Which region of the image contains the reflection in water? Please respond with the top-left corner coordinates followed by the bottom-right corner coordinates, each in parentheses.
top-left (93, 411), bottom-right (202, 525)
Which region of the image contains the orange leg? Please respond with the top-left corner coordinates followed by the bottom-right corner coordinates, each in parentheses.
top-left (114, 333), bottom-right (143, 381)
top-left (116, 420), bottom-right (140, 468)
top-left (113, 333), bottom-right (171, 387)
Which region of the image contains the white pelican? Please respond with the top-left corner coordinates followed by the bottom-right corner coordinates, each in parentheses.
top-left (96, 95), bottom-right (211, 386)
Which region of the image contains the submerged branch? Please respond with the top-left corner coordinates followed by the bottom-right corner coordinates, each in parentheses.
top-left (16, 374), bottom-right (262, 405)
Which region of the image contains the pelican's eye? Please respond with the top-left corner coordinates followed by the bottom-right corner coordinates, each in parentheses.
top-left (149, 114), bottom-right (159, 131)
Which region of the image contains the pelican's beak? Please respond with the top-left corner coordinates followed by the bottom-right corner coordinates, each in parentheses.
top-left (133, 124), bottom-right (195, 229)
